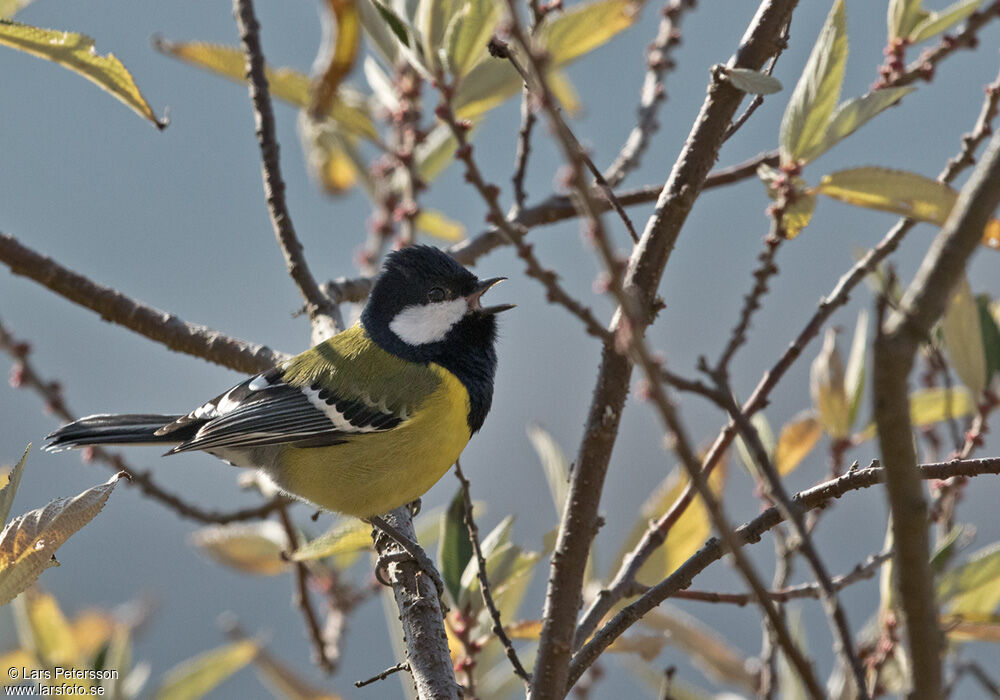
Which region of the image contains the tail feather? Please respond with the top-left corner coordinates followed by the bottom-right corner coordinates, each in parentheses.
top-left (44, 414), bottom-right (190, 452)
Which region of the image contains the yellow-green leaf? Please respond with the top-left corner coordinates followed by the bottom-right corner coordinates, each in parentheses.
top-left (453, 57), bottom-right (521, 119)
top-left (943, 613), bottom-right (1000, 643)
top-left (614, 461), bottom-right (726, 585)
top-left (254, 647), bottom-right (341, 700)
top-left (845, 309), bottom-right (869, 428)
top-left (155, 640), bottom-right (258, 700)
top-left (941, 276), bottom-right (988, 396)
top-left (0, 649), bottom-right (32, 686)
top-left (310, 0), bottom-right (362, 119)
top-left (0, 473), bottom-right (124, 607)
top-left (811, 327), bottom-right (849, 438)
top-left (527, 424), bottom-right (570, 515)
top-left (805, 87), bottom-right (914, 163)
top-left (547, 68), bottom-right (582, 115)
top-left (356, 0), bottom-right (400, 65)
top-left (856, 386), bottom-right (975, 441)
top-left (0, 20), bottom-right (165, 128)
top-left (290, 518), bottom-right (370, 562)
top-left (815, 167), bottom-right (957, 223)
top-left (0, 0), bottom-right (33, 19)
top-left (641, 608), bottom-right (758, 691)
top-left (13, 590), bottom-right (79, 668)
top-left (983, 218), bottom-right (1000, 250)
top-left (416, 0), bottom-right (456, 66)
top-left (153, 38), bottom-right (376, 140)
top-left (734, 412), bottom-right (774, 477)
top-left (908, 0), bottom-right (980, 44)
top-left (774, 410), bottom-right (823, 476)
top-left (540, 0), bottom-right (639, 65)
top-left (726, 67), bottom-right (783, 95)
top-left (889, 0), bottom-right (929, 41)
top-left (779, 0), bottom-right (848, 164)
top-left (445, 0), bottom-right (503, 78)
top-left (0, 445), bottom-right (29, 526)
top-left (416, 122), bottom-right (459, 182)
top-left (189, 522), bottom-right (289, 576)
top-left (939, 543), bottom-right (1000, 616)
top-left (416, 209), bottom-right (465, 241)
top-left (299, 115), bottom-right (363, 195)
top-left (439, 489), bottom-right (472, 605)
top-left (782, 191), bottom-right (817, 239)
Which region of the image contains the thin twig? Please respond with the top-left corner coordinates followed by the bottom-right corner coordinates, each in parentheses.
top-left (873, 129), bottom-right (1000, 700)
top-left (232, 0), bottom-right (342, 341)
top-left (877, 1), bottom-right (1000, 88)
top-left (501, 4), bottom-right (825, 692)
top-left (603, 0), bottom-right (695, 187)
top-left (508, 3), bottom-right (800, 695)
top-left (355, 661), bottom-right (411, 688)
top-left (0, 316), bottom-right (290, 524)
top-left (714, 223), bottom-right (783, 373)
top-left (434, 91), bottom-right (613, 343)
top-left (0, 233), bottom-right (288, 374)
top-left (704, 368), bottom-right (869, 697)
top-left (674, 548), bottom-right (893, 605)
top-left (567, 456), bottom-right (1000, 687)
top-left (576, 73), bottom-right (1000, 643)
top-left (277, 506), bottom-right (336, 673)
top-left (369, 506), bottom-right (459, 700)
top-left (511, 85), bottom-right (537, 215)
top-left (453, 462), bottom-right (531, 684)
top-left (323, 150), bottom-right (781, 303)
top-left (723, 19), bottom-right (790, 143)
top-left (488, 38), bottom-right (640, 244)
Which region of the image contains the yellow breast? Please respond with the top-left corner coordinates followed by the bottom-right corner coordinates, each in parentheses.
top-left (271, 364), bottom-right (472, 518)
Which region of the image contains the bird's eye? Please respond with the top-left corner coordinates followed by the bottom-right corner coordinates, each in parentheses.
top-left (427, 287), bottom-right (446, 303)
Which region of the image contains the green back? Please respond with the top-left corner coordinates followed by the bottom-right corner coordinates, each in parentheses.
top-left (281, 324), bottom-right (441, 415)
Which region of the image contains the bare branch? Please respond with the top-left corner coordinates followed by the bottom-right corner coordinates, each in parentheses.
top-left (453, 462), bottom-right (531, 684)
top-left (434, 95), bottom-right (613, 343)
top-left (604, 0), bottom-right (696, 187)
top-left (232, 0), bottom-right (343, 341)
top-left (323, 151), bottom-right (781, 304)
top-left (0, 233), bottom-right (288, 374)
top-left (276, 506), bottom-right (337, 673)
top-left (568, 457), bottom-right (1000, 687)
top-left (516, 2), bottom-right (801, 695)
top-left (872, 129), bottom-right (1000, 700)
top-left (674, 548), bottom-right (892, 605)
top-left (579, 71), bottom-right (1000, 641)
top-left (370, 507), bottom-right (459, 700)
top-left (708, 378), bottom-right (869, 698)
top-left (355, 662), bottom-right (411, 688)
top-left (878, 2), bottom-right (1000, 88)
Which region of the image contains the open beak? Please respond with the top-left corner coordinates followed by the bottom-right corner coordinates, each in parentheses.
top-left (468, 277), bottom-right (515, 315)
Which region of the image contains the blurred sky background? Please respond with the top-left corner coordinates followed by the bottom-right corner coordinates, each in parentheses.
top-left (2, 0), bottom-right (1000, 697)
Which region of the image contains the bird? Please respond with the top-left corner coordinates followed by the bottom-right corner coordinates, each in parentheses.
top-left (45, 245), bottom-right (513, 520)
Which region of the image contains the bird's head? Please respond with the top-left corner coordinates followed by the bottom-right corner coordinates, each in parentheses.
top-left (361, 245), bottom-right (514, 363)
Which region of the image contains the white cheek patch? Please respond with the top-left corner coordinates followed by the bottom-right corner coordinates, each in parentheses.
top-left (389, 299), bottom-right (467, 345)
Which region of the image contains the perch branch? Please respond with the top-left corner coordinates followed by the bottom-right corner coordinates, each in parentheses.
top-left (370, 507), bottom-right (459, 700)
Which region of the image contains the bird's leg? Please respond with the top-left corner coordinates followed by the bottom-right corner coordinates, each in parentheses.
top-left (369, 515), bottom-right (446, 605)
top-left (373, 551), bottom-right (410, 587)
top-left (407, 498), bottom-right (422, 518)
